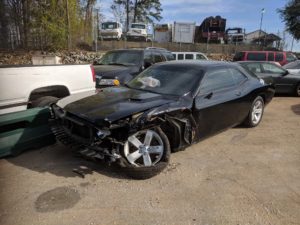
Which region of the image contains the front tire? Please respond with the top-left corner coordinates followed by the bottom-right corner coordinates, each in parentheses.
top-left (295, 83), bottom-right (300, 97)
top-left (120, 127), bottom-right (170, 179)
top-left (243, 96), bottom-right (264, 127)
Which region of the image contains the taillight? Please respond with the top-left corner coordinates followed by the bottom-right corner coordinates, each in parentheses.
top-left (90, 65), bottom-right (96, 82)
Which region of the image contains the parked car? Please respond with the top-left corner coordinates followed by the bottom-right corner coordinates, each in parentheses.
top-left (51, 61), bottom-right (274, 179)
top-left (172, 52), bottom-right (208, 61)
top-left (283, 60), bottom-right (300, 75)
top-left (233, 51), bottom-right (297, 66)
top-left (94, 47), bottom-right (174, 88)
top-left (238, 61), bottom-right (300, 96)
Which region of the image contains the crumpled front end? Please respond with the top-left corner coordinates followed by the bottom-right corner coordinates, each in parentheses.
top-left (50, 94), bottom-right (195, 165)
top-left (51, 104), bottom-right (122, 162)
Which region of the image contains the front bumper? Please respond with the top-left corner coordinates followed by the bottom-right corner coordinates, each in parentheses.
top-left (126, 35), bottom-right (147, 41)
top-left (50, 105), bottom-right (121, 162)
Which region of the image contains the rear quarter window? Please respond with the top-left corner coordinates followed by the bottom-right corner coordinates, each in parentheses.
top-left (247, 53), bottom-right (266, 61)
top-left (196, 54), bottom-right (207, 60)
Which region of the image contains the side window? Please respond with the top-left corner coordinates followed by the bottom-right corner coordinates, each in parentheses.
top-left (233, 52), bottom-right (245, 61)
top-left (144, 51), bottom-right (152, 62)
top-left (185, 54), bottom-right (194, 60)
top-left (196, 54), bottom-right (206, 60)
top-left (244, 63), bottom-right (262, 73)
top-left (178, 54), bottom-right (184, 60)
top-left (172, 54), bottom-right (176, 60)
top-left (275, 53), bottom-right (283, 62)
top-left (229, 68), bottom-right (247, 85)
top-left (267, 53), bottom-right (274, 61)
top-left (286, 53), bottom-right (297, 63)
top-left (262, 63), bottom-right (285, 75)
top-left (247, 53), bottom-right (266, 61)
top-left (200, 68), bottom-right (236, 93)
top-left (153, 52), bottom-right (164, 63)
top-left (164, 52), bottom-right (175, 61)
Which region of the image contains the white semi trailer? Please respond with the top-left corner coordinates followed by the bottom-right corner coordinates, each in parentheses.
top-left (172, 22), bottom-right (196, 44)
top-left (154, 24), bottom-right (172, 43)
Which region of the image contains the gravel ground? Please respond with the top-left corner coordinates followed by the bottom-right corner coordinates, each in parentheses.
top-left (0, 97), bottom-right (300, 225)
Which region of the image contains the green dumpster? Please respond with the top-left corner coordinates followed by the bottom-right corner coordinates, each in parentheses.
top-left (0, 108), bottom-right (55, 157)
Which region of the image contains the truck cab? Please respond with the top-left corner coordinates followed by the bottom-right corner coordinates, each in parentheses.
top-left (225, 27), bottom-right (245, 44)
top-left (126, 23), bottom-right (148, 42)
top-left (99, 22), bottom-right (123, 40)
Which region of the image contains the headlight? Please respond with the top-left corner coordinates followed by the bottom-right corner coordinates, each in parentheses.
top-left (96, 129), bottom-right (111, 138)
top-left (99, 79), bottom-right (120, 86)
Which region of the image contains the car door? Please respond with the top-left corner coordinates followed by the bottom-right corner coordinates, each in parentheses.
top-left (261, 63), bottom-right (293, 93)
top-left (193, 67), bottom-right (243, 139)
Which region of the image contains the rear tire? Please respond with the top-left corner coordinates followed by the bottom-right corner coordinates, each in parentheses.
top-left (243, 96), bottom-right (264, 127)
top-left (31, 96), bottom-right (59, 108)
top-left (119, 127), bottom-right (170, 179)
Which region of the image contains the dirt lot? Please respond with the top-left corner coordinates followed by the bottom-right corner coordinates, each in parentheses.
top-left (0, 97), bottom-right (300, 225)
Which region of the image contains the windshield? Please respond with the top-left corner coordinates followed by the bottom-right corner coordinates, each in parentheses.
top-left (101, 22), bottom-right (118, 29)
top-left (98, 51), bottom-right (142, 66)
top-left (127, 64), bottom-right (203, 96)
top-left (131, 24), bottom-right (146, 29)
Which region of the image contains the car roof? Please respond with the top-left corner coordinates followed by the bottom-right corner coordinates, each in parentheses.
top-left (172, 51), bottom-right (206, 54)
top-left (108, 49), bottom-right (144, 52)
top-left (237, 61), bottom-right (277, 64)
top-left (155, 60), bottom-right (233, 69)
top-left (236, 50), bottom-right (288, 53)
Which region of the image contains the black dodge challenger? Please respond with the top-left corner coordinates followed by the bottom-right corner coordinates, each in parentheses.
top-left (51, 61), bottom-right (275, 179)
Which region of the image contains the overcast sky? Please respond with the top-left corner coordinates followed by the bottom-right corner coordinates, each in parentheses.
top-left (98, 0), bottom-right (300, 51)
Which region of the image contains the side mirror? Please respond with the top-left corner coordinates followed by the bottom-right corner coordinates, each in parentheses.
top-left (144, 60), bottom-right (152, 69)
top-left (281, 70), bottom-right (289, 76)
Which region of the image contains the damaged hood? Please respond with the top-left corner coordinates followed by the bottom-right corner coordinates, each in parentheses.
top-left (57, 87), bottom-right (178, 125)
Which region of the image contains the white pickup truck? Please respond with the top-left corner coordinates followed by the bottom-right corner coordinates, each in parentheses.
top-left (0, 64), bottom-right (96, 115)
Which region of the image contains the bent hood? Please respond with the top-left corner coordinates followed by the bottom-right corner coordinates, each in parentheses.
top-left (57, 87), bottom-right (177, 126)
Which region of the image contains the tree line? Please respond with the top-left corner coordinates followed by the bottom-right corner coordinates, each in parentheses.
top-left (0, 0), bottom-right (163, 50)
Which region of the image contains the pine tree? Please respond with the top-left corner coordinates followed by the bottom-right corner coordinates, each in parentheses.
top-left (278, 0), bottom-right (300, 40)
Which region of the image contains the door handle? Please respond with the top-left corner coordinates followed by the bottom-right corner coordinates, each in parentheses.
top-left (235, 91), bottom-right (242, 96)
top-left (204, 92), bottom-right (213, 99)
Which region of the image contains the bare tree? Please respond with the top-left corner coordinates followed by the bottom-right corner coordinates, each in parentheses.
top-left (0, 0), bottom-right (9, 48)
top-left (111, 1), bottom-right (126, 25)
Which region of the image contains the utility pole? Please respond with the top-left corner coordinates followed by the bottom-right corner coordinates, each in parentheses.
top-left (259, 8), bottom-right (265, 46)
top-left (126, 0), bottom-right (129, 32)
top-left (290, 37), bottom-right (294, 52)
top-left (95, 8), bottom-right (99, 52)
top-left (66, 0), bottom-right (71, 50)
